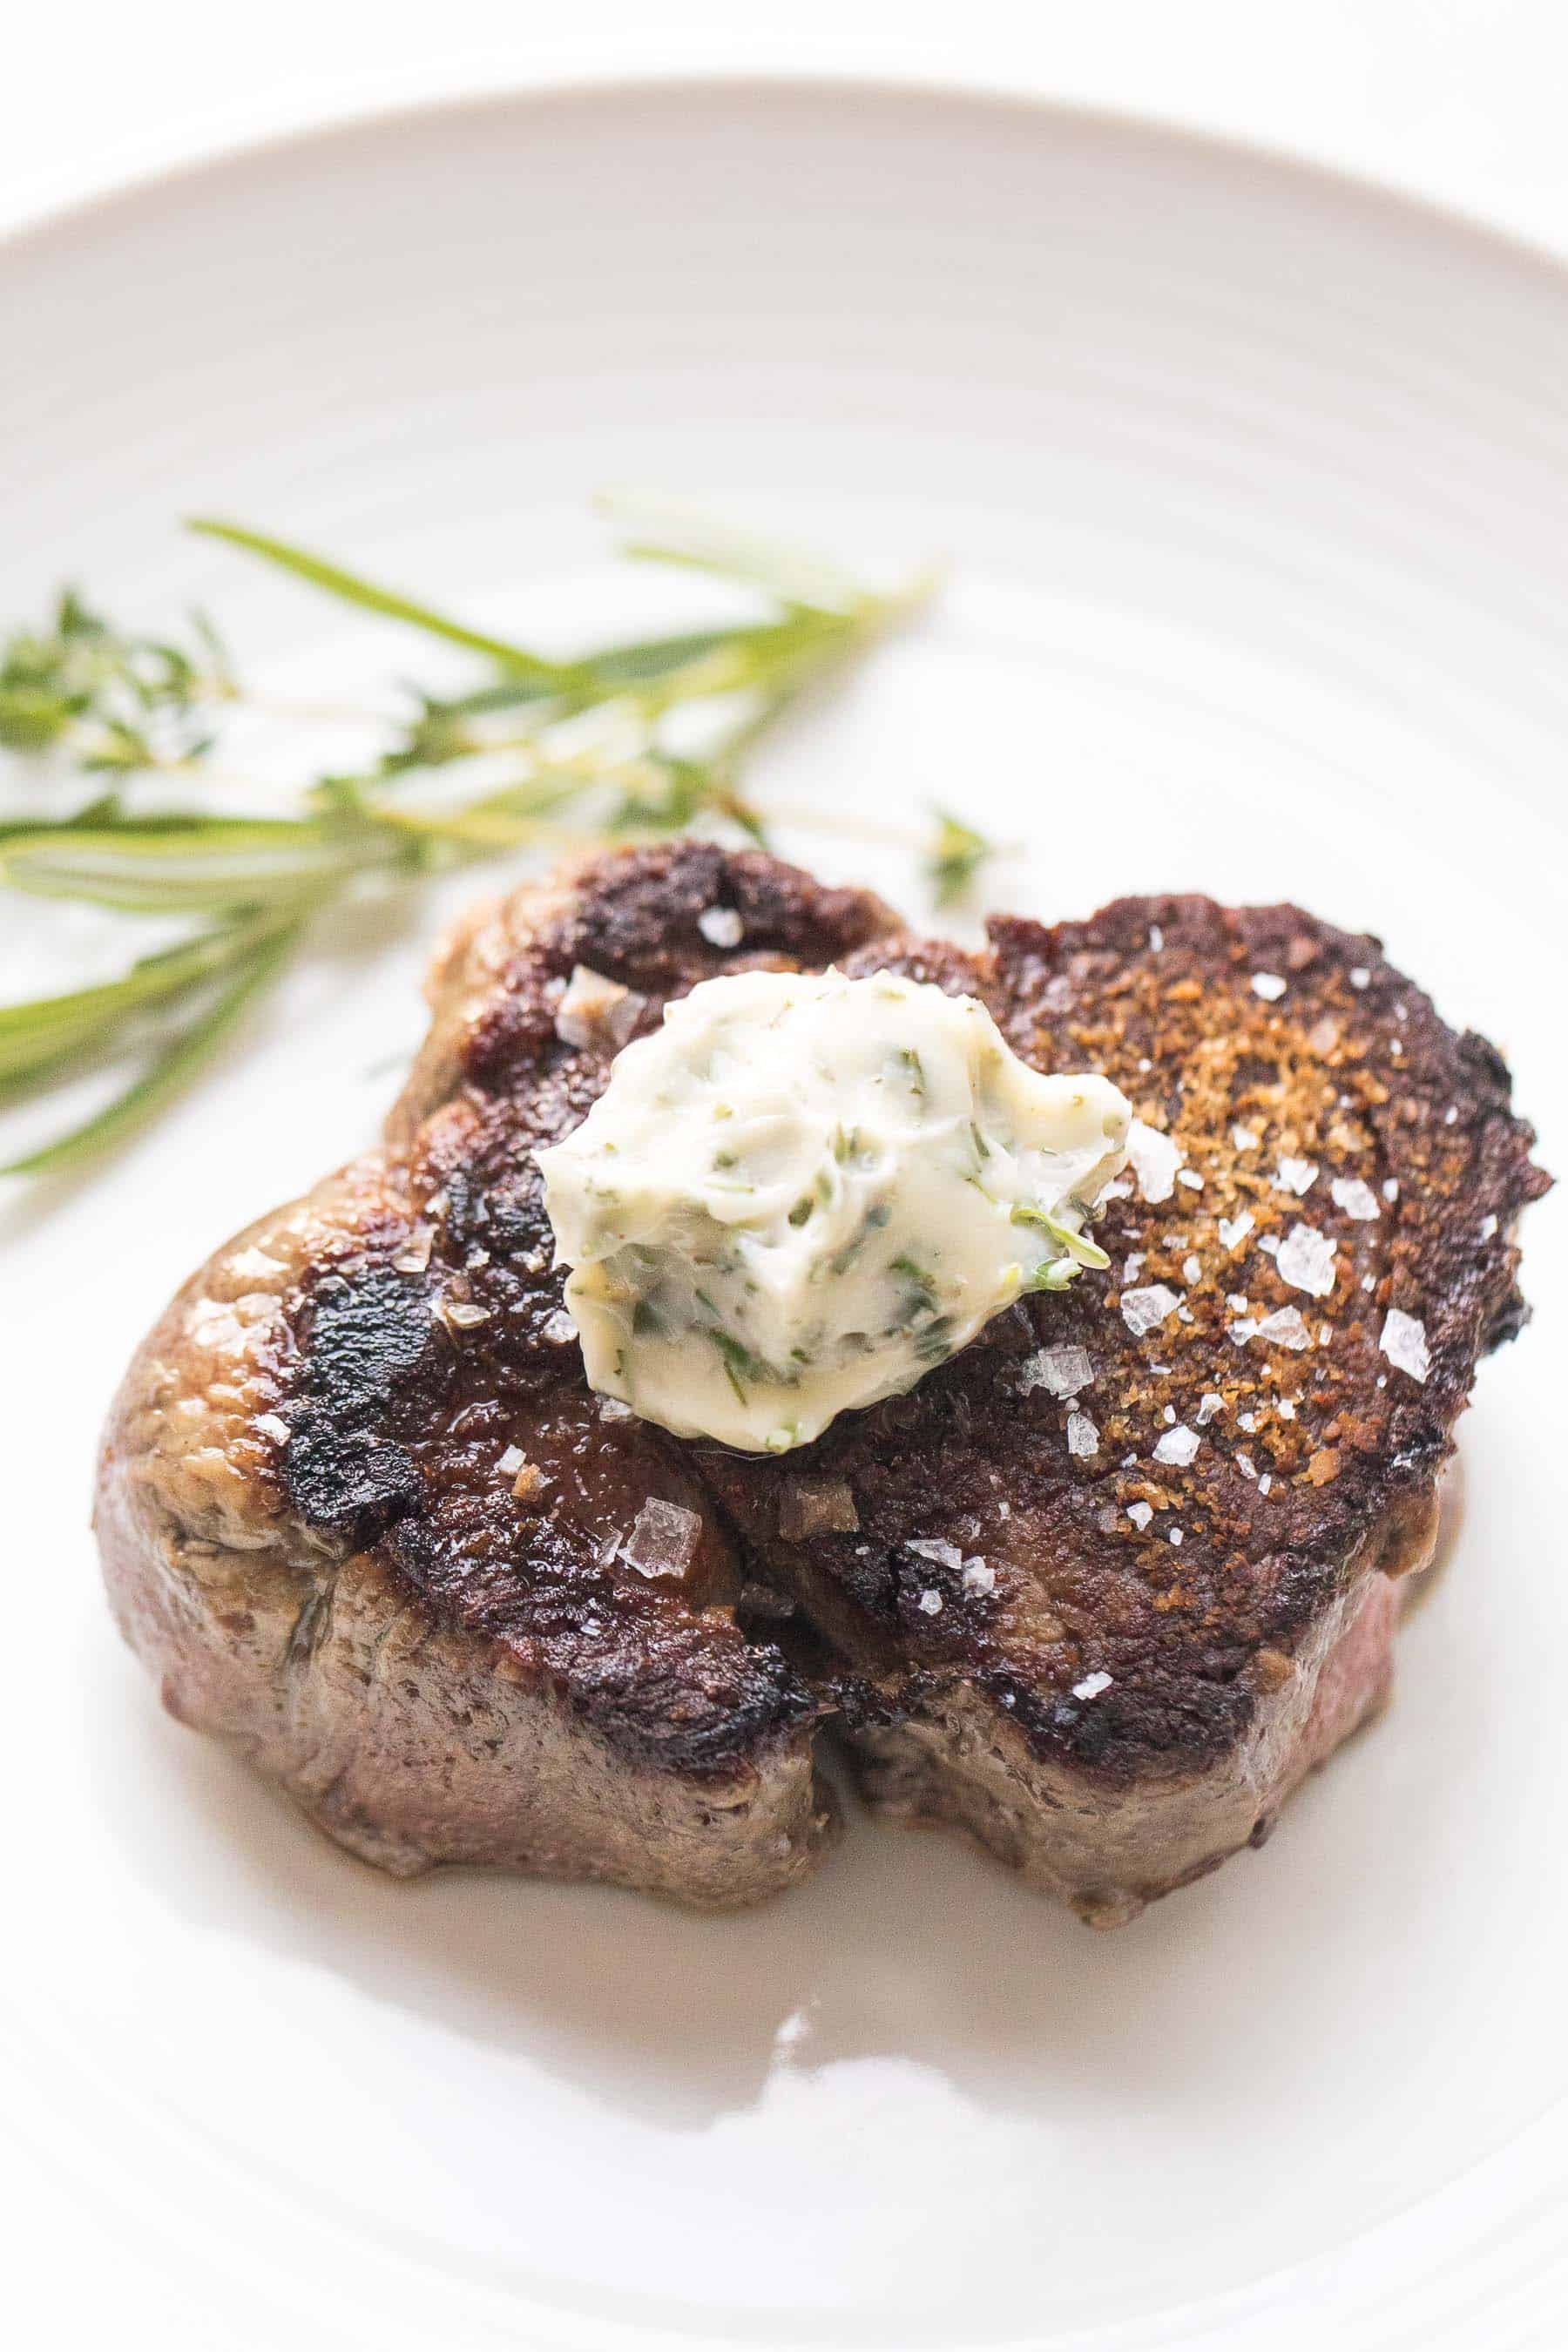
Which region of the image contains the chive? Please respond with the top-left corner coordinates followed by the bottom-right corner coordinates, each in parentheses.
top-left (788, 1197), bottom-right (814, 1227)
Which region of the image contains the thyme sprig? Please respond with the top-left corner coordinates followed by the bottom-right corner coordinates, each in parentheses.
top-left (0, 502), bottom-right (939, 1178)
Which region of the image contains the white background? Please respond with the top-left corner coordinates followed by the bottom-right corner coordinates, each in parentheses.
top-left (3, 1), bottom-right (1568, 260)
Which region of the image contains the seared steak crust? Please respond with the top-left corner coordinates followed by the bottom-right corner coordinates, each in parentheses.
top-left (706, 892), bottom-right (1546, 1789)
top-left (96, 843), bottom-right (1546, 1916)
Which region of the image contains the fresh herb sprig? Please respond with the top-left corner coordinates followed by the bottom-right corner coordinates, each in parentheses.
top-left (0, 500), bottom-right (953, 1179)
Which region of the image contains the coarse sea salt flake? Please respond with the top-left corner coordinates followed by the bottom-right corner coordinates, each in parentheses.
top-left (1231, 1123), bottom-right (1260, 1152)
top-left (963, 1558), bottom-right (997, 1594)
top-left (1153, 1423), bottom-right (1200, 1467)
top-left (1480, 1213), bottom-right (1498, 1240)
top-left (1253, 1304), bottom-right (1313, 1351)
top-left (1277, 1220), bottom-right (1336, 1298)
top-left (1019, 1343), bottom-right (1095, 1399)
top-left (1126, 1501), bottom-right (1154, 1530)
top-left (1383, 1179), bottom-right (1400, 1202)
top-left (443, 1299), bottom-right (490, 1328)
top-left (542, 1308), bottom-right (578, 1345)
top-left (554, 963), bottom-right (645, 1051)
top-left (1126, 1119), bottom-right (1183, 1203)
top-left (1067, 1410), bottom-right (1099, 1457)
top-left (1218, 1211), bottom-right (1254, 1253)
top-left (1168, 1528), bottom-right (1184, 1546)
top-left (1178, 1168), bottom-right (1204, 1192)
top-left (698, 905), bottom-right (744, 948)
top-left (1380, 1308), bottom-right (1431, 1383)
top-left (1182, 1254), bottom-right (1202, 1284)
top-left (908, 1537), bottom-right (963, 1571)
top-left (917, 1589), bottom-right (943, 1616)
top-left (1275, 1157), bottom-right (1319, 1197)
top-left (1073, 1670), bottom-right (1112, 1700)
top-left (1349, 967), bottom-right (1371, 990)
top-left (1196, 1392), bottom-right (1223, 1426)
top-left (1331, 1176), bottom-right (1381, 1220)
top-left (254, 1413), bottom-right (291, 1446)
top-left (497, 1443), bottom-right (524, 1476)
top-left (1251, 972), bottom-right (1288, 1002)
top-left (1121, 1283), bottom-right (1180, 1337)
top-left (622, 1497), bottom-right (703, 1578)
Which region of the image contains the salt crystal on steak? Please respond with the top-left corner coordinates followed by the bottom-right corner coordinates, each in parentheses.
top-left (1018, 1343), bottom-right (1095, 1399)
top-left (1126, 1120), bottom-right (1183, 1203)
top-left (1380, 1308), bottom-right (1431, 1383)
top-left (622, 1498), bottom-right (703, 1578)
top-left (1152, 1424), bottom-right (1200, 1467)
top-left (1121, 1283), bottom-right (1180, 1337)
top-left (1276, 1221), bottom-right (1337, 1298)
top-left (698, 906), bottom-right (745, 948)
top-left (1252, 1304), bottom-right (1313, 1351)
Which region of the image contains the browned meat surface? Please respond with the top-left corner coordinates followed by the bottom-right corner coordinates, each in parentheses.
top-left (95, 844), bottom-right (1547, 1918)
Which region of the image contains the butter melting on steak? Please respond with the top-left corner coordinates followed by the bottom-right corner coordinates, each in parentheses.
top-left (95, 846), bottom-right (1546, 1917)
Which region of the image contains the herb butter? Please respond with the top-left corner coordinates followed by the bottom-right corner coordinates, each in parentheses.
top-left (537, 969), bottom-right (1131, 1452)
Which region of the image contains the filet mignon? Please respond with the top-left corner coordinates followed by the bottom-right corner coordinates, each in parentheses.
top-left (95, 844), bottom-right (1546, 1917)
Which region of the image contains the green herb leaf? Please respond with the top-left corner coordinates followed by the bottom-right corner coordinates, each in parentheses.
top-left (188, 518), bottom-right (572, 679)
top-left (2, 925), bottom-right (296, 1176)
top-left (925, 808), bottom-right (996, 908)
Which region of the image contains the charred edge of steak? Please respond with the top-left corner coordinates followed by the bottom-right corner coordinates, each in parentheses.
top-left (281, 1260), bottom-right (443, 1538)
top-left (462, 839), bottom-right (899, 1092)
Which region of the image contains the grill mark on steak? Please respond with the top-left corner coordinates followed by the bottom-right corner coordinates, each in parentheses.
top-left (267, 844), bottom-right (1547, 1801)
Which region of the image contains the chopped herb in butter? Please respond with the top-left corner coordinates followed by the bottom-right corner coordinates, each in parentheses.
top-left (536, 969), bottom-right (1131, 1450)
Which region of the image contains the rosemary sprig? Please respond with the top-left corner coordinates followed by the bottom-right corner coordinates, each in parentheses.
top-left (0, 502), bottom-right (938, 1178)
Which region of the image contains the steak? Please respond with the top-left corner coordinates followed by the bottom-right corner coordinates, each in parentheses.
top-left (95, 843), bottom-right (1547, 1919)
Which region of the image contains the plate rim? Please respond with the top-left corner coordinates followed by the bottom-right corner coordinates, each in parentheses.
top-left (8, 64), bottom-right (1568, 311)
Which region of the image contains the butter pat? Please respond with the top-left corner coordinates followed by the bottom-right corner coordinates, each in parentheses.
top-left (537, 970), bottom-right (1130, 1452)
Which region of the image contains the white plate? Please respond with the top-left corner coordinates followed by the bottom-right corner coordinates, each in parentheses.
top-left (3, 80), bottom-right (1566, 2352)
